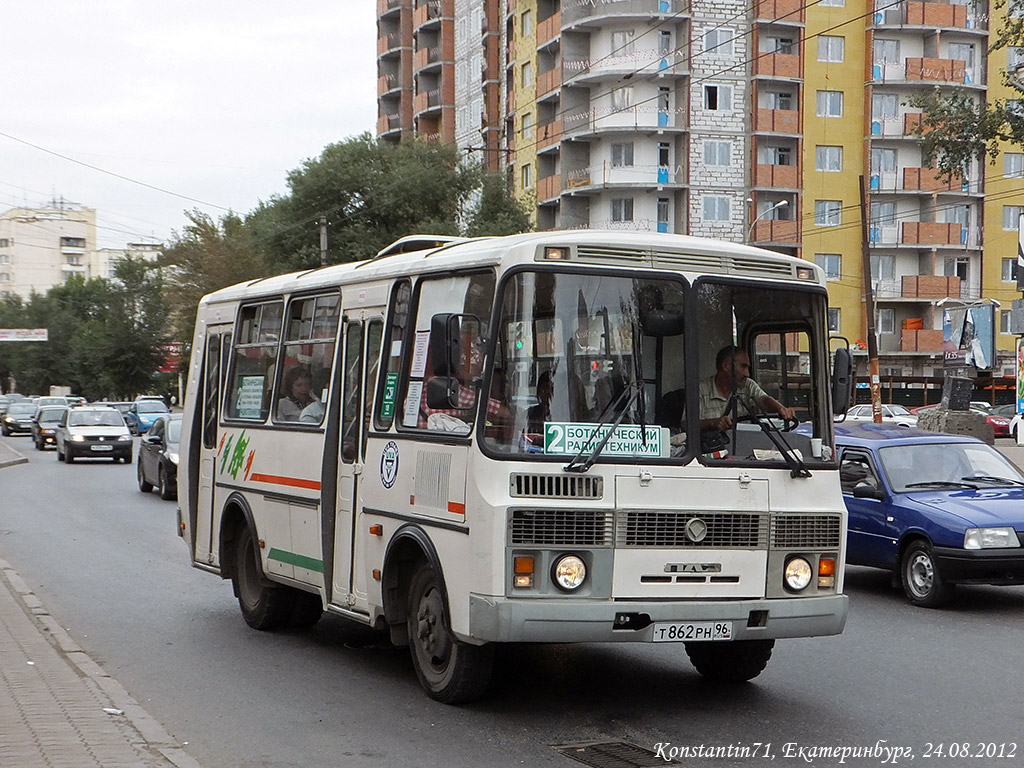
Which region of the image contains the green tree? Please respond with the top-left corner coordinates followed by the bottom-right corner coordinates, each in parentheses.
top-left (464, 173), bottom-right (534, 237)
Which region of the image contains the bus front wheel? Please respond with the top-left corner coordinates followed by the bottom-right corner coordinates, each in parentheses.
top-left (407, 562), bottom-right (493, 704)
top-left (233, 526), bottom-right (290, 631)
top-left (685, 639), bottom-right (774, 682)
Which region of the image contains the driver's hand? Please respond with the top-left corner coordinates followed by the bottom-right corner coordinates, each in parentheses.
top-left (778, 405), bottom-right (796, 421)
top-left (715, 414), bottom-right (733, 432)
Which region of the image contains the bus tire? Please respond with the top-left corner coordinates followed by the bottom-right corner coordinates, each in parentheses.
top-left (289, 590), bottom-right (324, 629)
top-left (407, 562), bottom-right (493, 704)
top-left (233, 525), bottom-right (290, 631)
top-left (685, 639), bottom-right (774, 682)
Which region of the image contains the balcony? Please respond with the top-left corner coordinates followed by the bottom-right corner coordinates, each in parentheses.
top-left (754, 164), bottom-right (799, 188)
top-left (377, 0), bottom-right (404, 15)
top-left (563, 0), bottom-right (677, 26)
top-left (753, 0), bottom-right (804, 22)
top-left (538, 66), bottom-right (562, 98)
top-left (414, 88), bottom-right (442, 114)
top-left (905, 1), bottom-right (971, 30)
top-left (414, 45), bottom-right (443, 71)
top-left (377, 32), bottom-right (404, 56)
top-left (538, 174), bottom-right (561, 202)
top-left (414, 0), bottom-right (450, 29)
top-left (900, 275), bottom-right (962, 298)
top-left (901, 329), bottom-right (943, 352)
top-left (753, 52), bottom-right (801, 79)
top-left (538, 11), bottom-right (561, 46)
top-left (903, 112), bottom-right (924, 135)
top-left (754, 108), bottom-right (799, 134)
top-left (905, 57), bottom-right (965, 83)
top-left (902, 167), bottom-right (967, 193)
top-left (377, 113), bottom-right (403, 135)
top-left (752, 218), bottom-right (799, 243)
top-left (378, 73), bottom-right (402, 95)
top-left (901, 221), bottom-right (962, 246)
top-left (537, 120), bottom-right (562, 151)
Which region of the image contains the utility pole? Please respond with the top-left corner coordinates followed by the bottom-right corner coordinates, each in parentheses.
top-left (319, 217), bottom-right (329, 267)
top-left (858, 175), bottom-right (883, 423)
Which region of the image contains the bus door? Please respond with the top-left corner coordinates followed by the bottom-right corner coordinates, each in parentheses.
top-left (194, 324), bottom-right (231, 567)
top-left (331, 308), bottom-right (384, 608)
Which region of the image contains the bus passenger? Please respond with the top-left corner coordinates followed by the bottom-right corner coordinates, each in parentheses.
top-left (278, 366), bottom-right (321, 422)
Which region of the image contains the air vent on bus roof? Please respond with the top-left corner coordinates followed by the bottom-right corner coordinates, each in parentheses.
top-left (509, 473), bottom-right (603, 499)
top-left (574, 245), bottom-right (795, 279)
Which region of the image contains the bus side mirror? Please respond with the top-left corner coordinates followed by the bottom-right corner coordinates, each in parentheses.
top-left (425, 375), bottom-right (463, 409)
top-left (832, 347), bottom-right (853, 415)
top-left (431, 313), bottom-right (462, 377)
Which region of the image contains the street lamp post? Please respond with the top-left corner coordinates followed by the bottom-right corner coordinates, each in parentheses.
top-left (747, 200), bottom-right (789, 243)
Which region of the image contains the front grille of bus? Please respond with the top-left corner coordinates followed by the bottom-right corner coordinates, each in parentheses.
top-left (509, 509), bottom-right (612, 546)
top-left (617, 511), bottom-right (768, 548)
top-left (509, 473), bottom-right (603, 499)
top-left (574, 245), bottom-right (796, 279)
top-left (771, 514), bottom-right (842, 549)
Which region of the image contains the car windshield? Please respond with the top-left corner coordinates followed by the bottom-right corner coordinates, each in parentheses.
top-left (878, 441), bottom-right (1024, 492)
top-left (38, 409), bottom-right (65, 424)
top-left (166, 419), bottom-right (182, 443)
top-left (69, 410), bottom-right (125, 427)
top-left (889, 405), bottom-right (913, 416)
top-left (137, 401), bottom-right (169, 413)
top-left (9, 404), bottom-right (36, 415)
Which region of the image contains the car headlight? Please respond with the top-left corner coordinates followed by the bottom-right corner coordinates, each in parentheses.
top-left (71, 434), bottom-right (86, 442)
top-left (964, 527), bottom-right (1020, 549)
top-left (784, 557), bottom-right (813, 591)
top-left (552, 554), bottom-right (587, 591)
top-left (117, 435), bottom-right (131, 441)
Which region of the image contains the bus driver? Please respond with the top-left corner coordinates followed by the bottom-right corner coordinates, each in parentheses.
top-left (698, 345), bottom-right (796, 434)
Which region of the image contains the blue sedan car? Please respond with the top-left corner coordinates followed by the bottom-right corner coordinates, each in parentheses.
top-left (125, 399), bottom-right (170, 435)
top-left (836, 424), bottom-right (1024, 607)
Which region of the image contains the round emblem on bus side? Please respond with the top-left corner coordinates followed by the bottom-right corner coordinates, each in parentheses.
top-left (380, 441), bottom-right (399, 489)
top-left (685, 517), bottom-right (708, 544)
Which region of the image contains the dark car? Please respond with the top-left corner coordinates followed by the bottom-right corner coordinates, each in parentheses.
top-left (2, 401), bottom-right (39, 435)
top-left (138, 413), bottom-right (181, 500)
top-left (125, 399), bottom-right (170, 435)
top-left (836, 423), bottom-right (1024, 607)
top-left (31, 406), bottom-right (67, 450)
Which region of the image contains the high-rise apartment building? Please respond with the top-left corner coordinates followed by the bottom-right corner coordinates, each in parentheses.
top-left (0, 205), bottom-right (97, 301)
top-left (377, 0), bottom-right (1024, 374)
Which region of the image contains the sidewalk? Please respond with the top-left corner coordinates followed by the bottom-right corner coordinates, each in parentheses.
top-left (0, 557), bottom-right (201, 767)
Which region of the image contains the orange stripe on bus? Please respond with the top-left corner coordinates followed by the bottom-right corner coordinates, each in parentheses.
top-left (448, 502), bottom-right (465, 515)
top-left (249, 473), bottom-right (322, 491)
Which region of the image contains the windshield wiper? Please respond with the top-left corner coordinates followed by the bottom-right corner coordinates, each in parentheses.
top-left (733, 394), bottom-right (810, 479)
top-left (905, 480), bottom-right (978, 489)
top-left (960, 475), bottom-right (1024, 486)
top-left (564, 381), bottom-right (642, 473)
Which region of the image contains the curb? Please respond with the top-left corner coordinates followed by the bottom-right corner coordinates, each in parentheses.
top-left (0, 558), bottom-right (203, 768)
top-left (0, 440), bottom-right (29, 469)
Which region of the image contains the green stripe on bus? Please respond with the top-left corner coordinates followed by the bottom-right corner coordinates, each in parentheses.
top-left (267, 548), bottom-right (324, 573)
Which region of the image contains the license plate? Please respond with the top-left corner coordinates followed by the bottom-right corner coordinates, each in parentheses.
top-left (90, 445), bottom-right (113, 452)
top-left (652, 621), bottom-right (732, 643)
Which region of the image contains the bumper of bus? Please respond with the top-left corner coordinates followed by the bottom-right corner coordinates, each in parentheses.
top-left (466, 593), bottom-right (848, 644)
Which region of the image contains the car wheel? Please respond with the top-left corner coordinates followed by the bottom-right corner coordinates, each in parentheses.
top-left (65, 449), bottom-right (74, 463)
top-left (233, 525), bottom-right (291, 631)
top-left (685, 639), bottom-right (775, 682)
top-left (900, 539), bottom-right (954, 608)
top-left (158, 466), bottom-right (175, 500)
top-left (138, 459), bottom-right (153, 492)
top-left (407, 561), bottom-right (494, 704)
top-left (123, 451), bottom-right (132, 464)
top-left (34, 438), bottom-right (43, 451)
top-left (56, 444), bottom-right (65, 462)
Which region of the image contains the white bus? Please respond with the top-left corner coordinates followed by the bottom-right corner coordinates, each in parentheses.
top-left (178, 231), bottom-right (853, 703)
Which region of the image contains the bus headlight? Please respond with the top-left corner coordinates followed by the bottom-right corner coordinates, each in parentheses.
top-left (552, 554), bottom-right (586, 591)
top-left (784, 557), bottom-right (813, 592)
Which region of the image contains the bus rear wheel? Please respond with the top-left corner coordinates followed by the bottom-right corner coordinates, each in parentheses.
top-left (685, 639), bottom-right (774, 682)
top-left (233, 526), bottom-right (290, 631)
top-left (407, 562), bottom-right (493, 704)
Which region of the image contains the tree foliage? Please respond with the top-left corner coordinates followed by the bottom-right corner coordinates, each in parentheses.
top-left (909, 0), bottom-right (1024, 179)
top-left (465, 173), bottom-right (534, 237)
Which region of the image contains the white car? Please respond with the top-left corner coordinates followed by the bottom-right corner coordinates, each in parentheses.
top-left (842, 403), bottom-right (918, 428)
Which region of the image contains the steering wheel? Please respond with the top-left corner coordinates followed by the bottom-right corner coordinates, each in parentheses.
top-left (732, 413), bottom-right (800, 432)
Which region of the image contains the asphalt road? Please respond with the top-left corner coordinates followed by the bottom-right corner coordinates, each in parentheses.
top-left (1, 433), bottom-right (1022, 768)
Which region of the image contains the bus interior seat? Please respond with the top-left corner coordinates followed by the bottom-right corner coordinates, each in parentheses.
top-left (657, 388), bottom-right (686, 431)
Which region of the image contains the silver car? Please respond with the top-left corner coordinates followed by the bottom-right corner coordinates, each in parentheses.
top-left (843, 403), bottom-right (918, 428)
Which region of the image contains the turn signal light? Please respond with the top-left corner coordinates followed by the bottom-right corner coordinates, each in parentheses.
top-left (513, 556), bottom-right (534, 588)
top-left (818, 556), bottom-right (836, 588)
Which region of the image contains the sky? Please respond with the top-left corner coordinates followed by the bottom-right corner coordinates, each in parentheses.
top-left (1, 2), bottom-right (377, 248)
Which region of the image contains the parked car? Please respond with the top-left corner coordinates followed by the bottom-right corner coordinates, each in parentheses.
top-left (54, 406), bottom-right (133, 463)
top-left (31, 406), bottom-right (67, 450)
top-left (843, 403), bottom-right (918, 428)
top-left (989, 403), bottom-right (1017, 418)
top-left (125, 399), bottom-right (170, 435)
top-left (2, 401), bottom-right (40, 435)
top-left (137, 413), bottom-right (181, 500)
top-left (837, 423), bottom-right (1024, 607)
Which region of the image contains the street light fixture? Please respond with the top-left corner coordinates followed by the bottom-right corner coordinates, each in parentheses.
top-left (747, 199), bottom-right (789, 243)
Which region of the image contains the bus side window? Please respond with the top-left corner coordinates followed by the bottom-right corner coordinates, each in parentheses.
top-left (375, 280), bottom-right (411, 431)
top-left (226, 301), bottom-right (282, 421)
top-left (274, 294), bottom-right (338, 425)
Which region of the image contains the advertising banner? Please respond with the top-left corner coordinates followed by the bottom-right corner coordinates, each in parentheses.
top-left (0, 328), bottom-right (48, 342)
top-left (942, 304), bottom-right (994, 370)
top-left (1017, 337), bottom-right (1024, 414)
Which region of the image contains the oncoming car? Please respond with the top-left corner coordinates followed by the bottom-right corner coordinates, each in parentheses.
top-left (837, 424), bottom-right (1024, 607)
top-left (138, 413), bottom-right (182, 500)
top-left (32, 406), bottom-right (67, 449)
top-left (55, 406), bottom-right (133, 463)
top-left (2, 401), bottom-right (39, 435)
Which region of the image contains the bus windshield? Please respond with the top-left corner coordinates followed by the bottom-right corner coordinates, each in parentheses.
top-left (481, 270), bottom-right (831, 465)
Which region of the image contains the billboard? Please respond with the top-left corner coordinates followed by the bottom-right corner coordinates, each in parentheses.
top-left (1018, 213), bottom-right (1024, 291)
top-left (0, 328), bottom-right (48, 342)
top-left (942, 304), bottom-right (995, 370)
top-left (1018, 337), bottom-right (1024, 414)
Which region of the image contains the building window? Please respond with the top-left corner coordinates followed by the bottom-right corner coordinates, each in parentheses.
top-left (1001, 309), bottom-right (1012, 335)
top-left (703, 84), bottom-right (732, 111)
top-left (820, 0), bottom-right (844, 5)
top-left (764, 89), bottom-right (794, 110)
top-left (815, 200), bottom-right (842, 226)
top-left (1005, 153), bottom-right (1024, 178)
top-left (1009, 48), bottom-right (1024, 69)
top-left (522, 62), bottom-right (533, 87)
top-left (766, 35), bottom-right (796, 55)
top-left (873, 38), bottom-right (900, 65)
top-left (611, 29), bottom-right (636, 56)
top-left (878, 308), bottom-right (895, 335)
top-left (657, 198), bottom-right (670, 230)
top-left (60, 237), bottom-right (86, 248)
top-left (871, 148), bottom-right (897, 174)
top-left (611, 198), bottom-right (634, 222)
top-left (816, 90), bottom-right (843, 118)
top-left (872, 93), bottom-right (898, 119)
top-left (870, 201), bottom-right (896, 226)
top-left (521, 10), bottom-right (532, 36)
top-left (0, 273), bottom-right (8, 282)
top-left (0, 254), bottom-right (8, 264)
top-left (1004, 205), bottom-right (1023, 230)
top-left (611, 142), bottom-right (634, 167)
top-left (815, 145), bottom-right (843, 172)
top-left (703, 196), bottom-right (731, 222)
top-left (703, 140), bottom-right (732, 166)
top-left (870, 254), bottom-right (895, 281)
top-left (765, 145), bottom-right (792, 165)
top-left (0, 239), bottom-right (8, 247)
top-left (827, 308), bottom-right (841, 333)
top-left (814, 253), bottom-right (841, 280)
top-left (704, 28), bottom-right (734, 57)
top-left (1003, 258), bottom-right (1017, 283)
top-left (522, 164), bottom-right (532, 189)
top-left (522, 112), bottom-right (533, 139)
top-left (611, 86), bottom-right (634, 110)
top-left (818, 35), bottom-right (845, 63)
